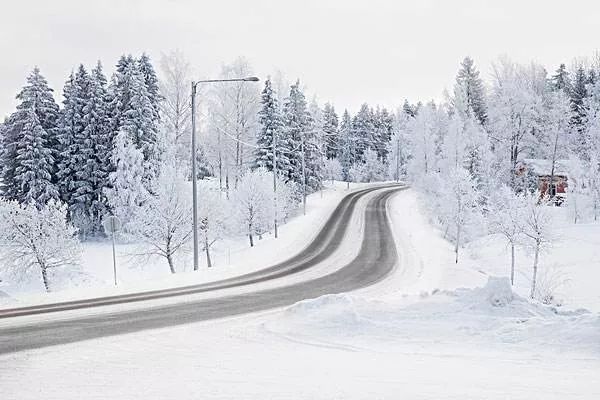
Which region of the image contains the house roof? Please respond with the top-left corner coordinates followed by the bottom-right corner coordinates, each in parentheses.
top-left (522, 158), bottom-right (571, 177)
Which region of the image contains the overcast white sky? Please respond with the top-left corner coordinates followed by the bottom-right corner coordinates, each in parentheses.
top-left (1, 0), bottom-right (599, 118)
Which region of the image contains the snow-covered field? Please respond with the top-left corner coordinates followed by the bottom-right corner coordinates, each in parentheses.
top-left (1, 187), bottom-right (599, 399)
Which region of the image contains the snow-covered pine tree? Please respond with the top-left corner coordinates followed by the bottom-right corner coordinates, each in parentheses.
top-left (56, 65), bottom-right (90, 209)
top-left (305, 97), bottom-right (325, 192)
top-left (322, 103), bottom-right (339, 159)
top-left (570, 65), bottom-right (589, 137)
top-left (402, 99), bottom-right (417, 118)
top-left (71, 61), bottom-right (112, 236)
top-left (373, 106), bottom-right (393, 161)
top-left (107, 55), bottom-right (160, 188)
top-left (120, 61), bottom-right (160, 185)
top-left (338, 109), bottom-right (354, 186)
top-left (351, 103), bottom-right (375, 163)
top-left (137, 53), bottom-right (161, 123)
top-left (1, 67), bottom-right (60, 205)
top-left (454, 56), bottom-right (487, 126)
top-left (254, 78), bottom-right (290, 176)
top-left (282, 80), bottom-right (311, 186)
top-left (551, 64), bottom-right (571, 94)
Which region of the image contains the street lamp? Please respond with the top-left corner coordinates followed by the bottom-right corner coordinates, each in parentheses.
top-left (191, 76), bottom-right (259, 271)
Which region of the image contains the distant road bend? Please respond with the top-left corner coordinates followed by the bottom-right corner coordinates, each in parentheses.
top-left (0, 184), bottom-right (405, 354)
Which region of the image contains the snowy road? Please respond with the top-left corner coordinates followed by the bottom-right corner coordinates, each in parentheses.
top-left (0, 184), bottom-right (404, 354)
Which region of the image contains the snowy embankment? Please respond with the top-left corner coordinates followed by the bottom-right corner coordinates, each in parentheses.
top-left (0, 181), bottom-right (369, 308)
top-left (1, 187), bottom-right (599, 400)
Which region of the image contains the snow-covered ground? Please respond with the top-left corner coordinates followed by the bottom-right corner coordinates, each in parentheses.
top-left (1, 187), bottom-right (599, 399)
top-left (0, 181), bottom-right (368, 307)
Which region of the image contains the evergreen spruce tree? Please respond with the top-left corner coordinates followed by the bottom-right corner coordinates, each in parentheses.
top-left (254, 79), bottom-right (290, 176)
top-left (71, 61), bottom-right (112, 236)
top-left (338, 110), bottom-right (354, 184)
top-left (322, 103), bottom-right (339, 159)
top-left (351, 103), bottom-right (374, 163)
top-left (137, 53), bottom-right (161, 123)
top-left (402, 99), bottom-right (416, 118)
top-left (282, 80), bottom-right (312, 185)
top-left (108, 55), bottom-right (160, 187)
top-left (571, 66), bottom-right (589, 131)
top-left (374, 107), bottom-right (393, 161)
top-left (551, 63), bottom-right (571, 93)
top-left (454, 56), bottom-right (487, 125)
top-left (56, 65), bottom-right (91, 207)
top-left (1, 67), bottom-right (59, 205)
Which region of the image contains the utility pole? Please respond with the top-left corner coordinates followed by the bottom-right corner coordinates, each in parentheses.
top-left (190, 76), bottom-right (259, 271)
top-left (273, 124), bottom-right (278, 238)
top-left (395, 133), bottom-right (401, 182)
top-left (191, 82), bottom-right (199, 271)
top-left (301, 140), bottom-right (307, 215)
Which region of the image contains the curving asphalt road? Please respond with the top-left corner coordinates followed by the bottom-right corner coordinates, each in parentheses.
top-left (0, 184), bottom-right (405, 355)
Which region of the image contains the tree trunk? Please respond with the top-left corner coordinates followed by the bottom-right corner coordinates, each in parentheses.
top-left (530, 241), bottom-right (540, 299)
top-left (41, 265), bottom-right (50, 292)
top-left (510, 242), bottom-right (515, 286)
top-left (248, 223), bottom-right (254, 247)
top-left (167, 253), bottom-right (176, 274)
top-left (454, 223), bottom-right (461, 264)
top-left (205, 238), bottom-right (212, 268)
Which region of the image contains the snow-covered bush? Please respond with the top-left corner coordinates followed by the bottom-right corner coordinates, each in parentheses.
top-left (130, 163), bottom-right (192, 273)
top-left (0, 200), bottom-right (82, 292)
top-left (534, 264), bottom-right (570, 306)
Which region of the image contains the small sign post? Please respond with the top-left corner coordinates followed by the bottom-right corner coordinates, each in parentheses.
top-left (103, 215), bottom-right (122, 286)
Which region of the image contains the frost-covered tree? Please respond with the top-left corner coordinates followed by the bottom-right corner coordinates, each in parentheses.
top-left (350, 149), bottom-right (387, 183)
top-left (322, 103), bottom-right (339, 159)
top-left (233, 168), bottom-right (273, 247)
top-left (487, 58), bottom-right (545, 190)
top-left (197, 187), bottom-right (229, 268)
top-left (282, 80), bottom-right (312, 184)
top-left (488, 186), bottom-right (527, 285)
top-left (108, 55), bottom-right (160, 187)
top-left (72, 61), bottom-right (112, 236)
top-left (351, 103), bottom-right (375, 162)
top-left (1, 67), bottom-right (59, 205)
top-left (521, 194), bottom-right (554, 299)
top-left (231, 168), bottom-right (297, 247)
top-left (207, 57), bottom-right (260, 189)
top-left (0, 199), bottom-right (81, 292)
top-left (338, 110), bottom-right (354, 188)
top-left (254, 78), bottom-right (289, 175)
top-left (104, 131), bottom-right (149, 234)
top-left (570, 65), bottom-right (588, 137)
top-left (551, 63), bottom-right (571, 94)
top-left (323, 157), bottom-right (343, 184)
top-left (159, 50), bottom-right (192, 166)
top-left (131, 161), bottom-right (192, 273)
top-left (454, 56), bottom-right (487, 125)
top-left (137, 53), bottom-right (161, 123)
top-left (438, 167), bottom-right (481, 264)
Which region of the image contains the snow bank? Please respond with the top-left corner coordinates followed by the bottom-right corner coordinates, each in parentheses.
top-left (264, 277), bottom-right (600, 357)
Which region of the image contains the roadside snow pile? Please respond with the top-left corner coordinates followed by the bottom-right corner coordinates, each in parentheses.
top-left (262, 277), bottom-right (600, 356)
top-left (265, 294), bottom-right (374, 336)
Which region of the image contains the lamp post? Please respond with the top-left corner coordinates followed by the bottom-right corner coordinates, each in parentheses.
top-left (191, 76), bottom-right (259, 271)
